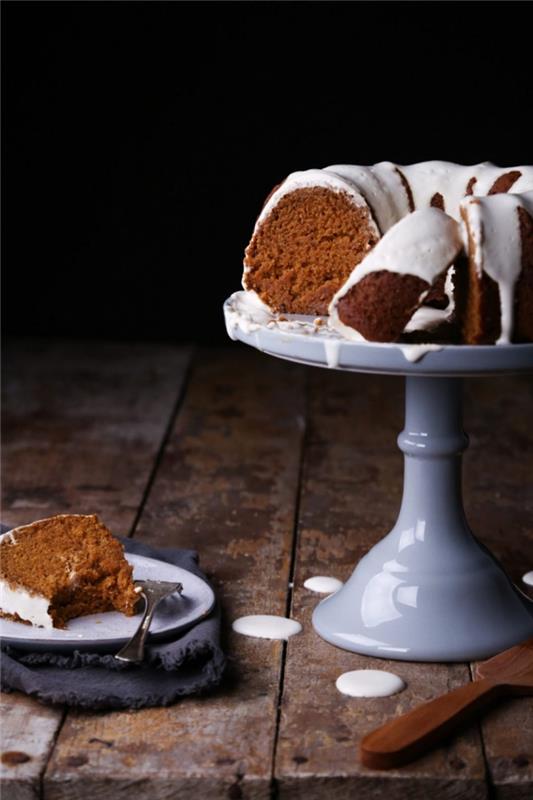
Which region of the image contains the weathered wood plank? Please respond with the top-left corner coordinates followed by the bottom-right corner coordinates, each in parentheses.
top-left (276, 370), bottom-right (488, 799)
top-left (1, 339), bottom-right (192, 800)
top-left (465, 377), bottom-right (533, 800)
top-left (0, 693), bottom-right (63, 800)
top-left (2, 339), bottom-right (192, 533)
top-left (44, 348), bottom-right (306, 799)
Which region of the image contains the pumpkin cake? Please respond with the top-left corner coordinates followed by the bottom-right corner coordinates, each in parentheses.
top-left (243, 161), bottom-right (533, 343)
top-left (0, 514), bottom-right (139, 629)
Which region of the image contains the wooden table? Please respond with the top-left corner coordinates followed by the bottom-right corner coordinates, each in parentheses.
top-left (1, 339), bottom-right (532, 800)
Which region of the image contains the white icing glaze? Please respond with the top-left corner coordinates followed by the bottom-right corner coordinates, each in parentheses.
top-left (460, 191), bottom-right (533, 343)
top-left (401, 161), bottom-right (472, 220)
top-left (399, 343), bottom-right (444, 362)
top-left (225, 291), bottom-right (444, 363)
top-left (0, 579), bottom-right (52, 628)
top-left (404, 305), bottom-right (450, 333)
top-left (511, 170), bottom-right (533, 193)
top-left (334, 208), bottom-right (461, 288)
top-left (372, 161), bottom-right (414, 222)
top-left (444, 263), bottom-right (455, 308)
top-left (336, 669), bottom-right (406, 698)
top-left (469, 164), bottom-right (533, 197)
top-left (325, 163), bottom-right (406, 232)
top-left (328, 208), bottom-right (462, 341)
top-left (243, 170), bottom-right (379, 287)
top-left (401, 161), bottom-right (533, 221)
top-left (323, 339), bottom-right (340, 368)
top-left (303, 575), bottom-right (343, 594)
top-left (522, 571), bottom-right (533, 587)
top-left (232, 614), bottom-right (302, 640)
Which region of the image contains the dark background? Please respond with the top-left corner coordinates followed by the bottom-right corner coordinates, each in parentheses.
top-left (3, 1), bottom-right (532, 344)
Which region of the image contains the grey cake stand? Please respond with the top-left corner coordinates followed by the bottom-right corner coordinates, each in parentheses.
top-left (224, 296), bottom-right (533, 662)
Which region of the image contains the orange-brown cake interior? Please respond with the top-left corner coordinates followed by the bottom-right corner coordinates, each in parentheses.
top-left (336, 272), bottom-right (430, 343)
top-left (244, 187), bottom-right (379, 315)
top-left (458, 205), bottom-right (502, 345)
top-left (515, 206), bottom-right (533, 342)
top-left (0, 514), bottom-right (139, 628)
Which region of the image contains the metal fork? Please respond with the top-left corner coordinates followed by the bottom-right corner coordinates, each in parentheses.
top-left (114, 579), bottom-right (183, 663)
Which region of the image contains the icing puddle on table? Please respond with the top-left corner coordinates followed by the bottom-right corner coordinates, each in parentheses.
top-left (304, 575), bottom-right (343, 594)
top-left (232, 579), bottom-right (407, 698)
top-left (336, 669), bottom-right (406, 698)
top-left (232, 614), bottom-right (302, 640)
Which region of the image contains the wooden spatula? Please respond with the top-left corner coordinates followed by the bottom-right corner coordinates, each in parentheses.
top-left (360, 637), bottom-right (533, 770)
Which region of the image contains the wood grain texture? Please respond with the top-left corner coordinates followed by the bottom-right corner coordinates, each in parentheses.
top-left (1, 339), bottom-right (192, 800)
top-left (44, 347), bottom-right (307, 799)
top-left (465, 377), bottom-right (533, 800)
top-left (0, 693), bottom-right (63, 800)
top-left (275, 370), bottom-right (487, 799)
top-left (2, 346), bottom-right (532, 800)
top-left (2, 339), bottom-right (192, 533)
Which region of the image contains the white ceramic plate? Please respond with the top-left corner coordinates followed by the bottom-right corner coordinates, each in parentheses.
top-left (0, 553), bottom-right (216, 653)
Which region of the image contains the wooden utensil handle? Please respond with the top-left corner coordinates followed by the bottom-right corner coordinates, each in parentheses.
top-left (361, 678), bottom-right (502, 770)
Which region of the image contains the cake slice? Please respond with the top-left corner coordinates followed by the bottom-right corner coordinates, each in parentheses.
top-left (328, 208), bottom-right (463, 343)
top-left (0, 514), bottom-right (139, 629)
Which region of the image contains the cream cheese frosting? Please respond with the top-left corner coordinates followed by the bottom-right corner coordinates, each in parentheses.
top-left (0, 529), bottom-right (54, 628)
top-left (460, 190), bottom-right (533, 344)
top-left (328, 208), bottom-right (462, 341)
top-left (0, 580), bottom-right (53, 628)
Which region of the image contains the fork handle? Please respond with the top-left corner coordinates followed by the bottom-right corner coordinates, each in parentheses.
top-left (114, 591), bottom-right (157, 663)
top-left (361, 677), bottom-right (504, 769)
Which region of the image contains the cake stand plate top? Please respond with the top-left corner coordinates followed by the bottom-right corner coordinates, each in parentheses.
top-left (224, 291), bottom-right (533, 377)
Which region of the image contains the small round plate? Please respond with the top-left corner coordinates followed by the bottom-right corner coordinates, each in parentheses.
top-left (0, 554), bottom-right (216, 653)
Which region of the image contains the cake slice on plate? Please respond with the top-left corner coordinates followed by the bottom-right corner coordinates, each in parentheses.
top-left (0, 514), bottom-right (139, 629)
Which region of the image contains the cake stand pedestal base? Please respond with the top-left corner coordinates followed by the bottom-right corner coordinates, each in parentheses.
top-left (312, 376), bottom-right (533, 662)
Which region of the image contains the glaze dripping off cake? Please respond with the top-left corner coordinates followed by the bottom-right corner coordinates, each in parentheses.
top-left (241, 161), bottom-right (533, 345)
top-left (0, 514), bottom-right (139, 629)
top-left (329, 208), bottom-right (462, 343)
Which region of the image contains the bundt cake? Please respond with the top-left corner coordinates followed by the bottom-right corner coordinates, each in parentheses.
top-left (242, 161), bottom-right (533, 344)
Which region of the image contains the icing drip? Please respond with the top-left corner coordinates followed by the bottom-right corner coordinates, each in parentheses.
top-left (461, 191), bottom-right (533, 343)
top-left (328, 208), bottom-right (462, 341)
top-left (323, 339), bottom-right (340, 368)
top-left (232, 614), bottom-right (302, 640)
top-left (401, 162), bottom-right (533, 222)
top-left (332, 208), bottom-right (461, 288)
top-left (303, 576), bottom-right (343, 594)
top-left (225, 291), bottom-right (445, 363)
top-left (399, 343), bottom-right (443, 362)
top-left (336, 669), bottom-right (406, 698)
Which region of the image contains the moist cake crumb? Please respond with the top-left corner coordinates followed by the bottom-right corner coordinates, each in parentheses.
top-left (0, 514), bottom-right (139, 628)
